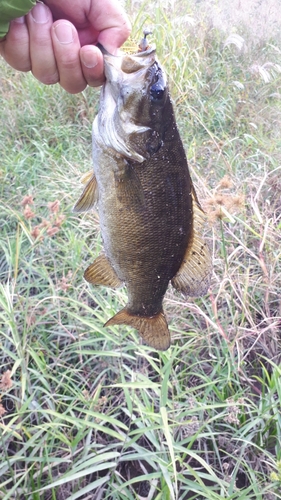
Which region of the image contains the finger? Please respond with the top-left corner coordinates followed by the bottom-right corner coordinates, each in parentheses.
top-left (0, 17), bottom-right (31, 71)
top-left (26, 3), bottom-right (59, 85)
top-left (97, 24), bottom-right (131, 55)
top-left (80, 45), bottom-right (104, 88)
top-left (51, 20), bottom-right (87, 94)
top-left (90, 0), bottom-right (131, 53)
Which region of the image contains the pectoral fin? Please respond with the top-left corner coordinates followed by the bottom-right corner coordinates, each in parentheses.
top-left (73, 173), bottom-right (98, 213)
top-left (80, 170), bottom-right (95, 185)
top-left (114, 163), bottom-right (145, 209)
top-left (172, 188), bottom-right (212, 297)
top-left (105, 308), bottom-right (170, 351)
top-left (84, 255), bottom-right (122, 288)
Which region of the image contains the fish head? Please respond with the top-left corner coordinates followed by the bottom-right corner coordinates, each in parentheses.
top-left (96, 44), bottom-right (171, 162)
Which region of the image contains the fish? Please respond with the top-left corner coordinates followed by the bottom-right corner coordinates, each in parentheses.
top-left (73, 33), bottom-right (212, 351)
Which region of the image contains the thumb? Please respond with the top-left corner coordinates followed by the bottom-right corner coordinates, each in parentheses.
top-left (88, 0), bottom-right (131, 53)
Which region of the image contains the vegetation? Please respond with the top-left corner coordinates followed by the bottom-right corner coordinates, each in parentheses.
top-left (0, 0), bottom-right (280, 498)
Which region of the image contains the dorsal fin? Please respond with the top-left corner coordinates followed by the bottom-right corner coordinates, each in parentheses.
top-left (171, 187), bottom-right (212, 297)
top-left (105, 308), bottom-right (170, 351)
top-left (73, 173), bottom-right (98, 213)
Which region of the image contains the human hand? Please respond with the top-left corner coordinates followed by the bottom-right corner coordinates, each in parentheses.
top-left (0, 0), bottom-right (131, 93)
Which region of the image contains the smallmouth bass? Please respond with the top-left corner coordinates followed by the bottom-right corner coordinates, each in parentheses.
top-left (74, 35), bottom-right (212, 351)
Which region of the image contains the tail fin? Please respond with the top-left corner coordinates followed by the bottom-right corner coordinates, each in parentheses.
top-left (104, 308), bottom-right (170, 351)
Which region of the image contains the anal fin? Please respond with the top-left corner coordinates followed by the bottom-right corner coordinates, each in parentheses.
top-left (84, 254), bottom-right (122, 288)
top-left (73, 172), bottom-right (98, 213)
top-left (104, 307), bottom-right (170, 351)
top-left (172, 187), bottom-right (212, 297)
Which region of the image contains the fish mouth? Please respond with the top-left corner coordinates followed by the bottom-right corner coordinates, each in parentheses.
top-left (97, 42), bottom-right (156, 76)
top-left (97, 42), bottom-right (156, 57)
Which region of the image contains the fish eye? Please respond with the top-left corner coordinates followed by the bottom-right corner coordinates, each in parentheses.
top-left (150, 83), bottom-right (165, 102)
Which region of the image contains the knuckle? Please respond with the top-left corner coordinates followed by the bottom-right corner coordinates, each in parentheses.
top-left (6, 54), bottom-right (31, 72)
top-left (61, 80), bottom-right (87, 94)
top-left (59, 56), bottom-right (79, 71)
top-left (86, 77), bottom-right (104, 88)
top-left (15, 63), bottom-right (31, 72)
top-left (39, 73), bottom-right (60, 86)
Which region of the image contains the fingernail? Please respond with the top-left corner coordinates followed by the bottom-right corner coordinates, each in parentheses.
top-left (31, 3), bottom-right (49, 24)
top-left (53, 23), bottom-right (74, 44)
top-left (13, 16), bottom-right (25, 24)
top-left (81, 49), bottom-right (98, 69)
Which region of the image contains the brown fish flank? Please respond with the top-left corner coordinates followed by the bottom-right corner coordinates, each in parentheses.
top-left (74, 44), bottom-right (212, 350)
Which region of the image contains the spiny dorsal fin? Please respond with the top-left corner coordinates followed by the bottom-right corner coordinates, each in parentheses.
top-left (73, 173), bottom-right (98, 213)
top-left (171, 188), bottom-right (212, 297)
top-left (105, 308), bottom-right (170, 351)
top-left (84, 254), bottom-right (123, 288)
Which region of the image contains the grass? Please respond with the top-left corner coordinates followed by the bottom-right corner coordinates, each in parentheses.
top-left (0, 0), bottom-right (281, 498)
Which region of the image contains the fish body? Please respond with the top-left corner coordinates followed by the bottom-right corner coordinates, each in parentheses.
top-left (74, 43), bottom-right (212, 350)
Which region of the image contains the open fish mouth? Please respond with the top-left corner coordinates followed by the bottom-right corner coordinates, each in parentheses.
top-left (97, 40), bottom-right (157, 80)
top-left (96, 30), bottom-right (158, 90)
